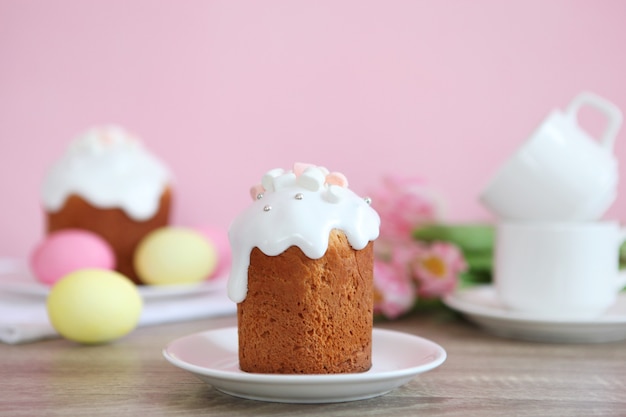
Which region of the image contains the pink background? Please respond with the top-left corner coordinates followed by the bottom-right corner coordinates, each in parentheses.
top-left (1, 0), bottom-right (626, 259)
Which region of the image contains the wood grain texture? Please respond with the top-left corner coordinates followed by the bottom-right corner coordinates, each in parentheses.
top-left (1, 312), bottom-right (625, 416)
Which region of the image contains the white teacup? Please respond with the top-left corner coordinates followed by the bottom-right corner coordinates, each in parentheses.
top-left (481, 92), bottom-right (622, 221)
top-left (495, 221), bottom-right (626, 320)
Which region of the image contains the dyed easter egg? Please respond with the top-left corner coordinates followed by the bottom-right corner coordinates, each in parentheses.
top-left (31, 229), bottom-right (115, 285)
top-left (194, 225), bottom-right (231, 279)
top-left (47, 269), bottom-right (142, 344)
top-left (134, 227), bottom-right (217, 285)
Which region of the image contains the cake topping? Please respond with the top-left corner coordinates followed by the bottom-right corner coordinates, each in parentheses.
top-left (41, 125), bottom-right (172, 221)
top-left (228, 163), bottom-right (381, 303)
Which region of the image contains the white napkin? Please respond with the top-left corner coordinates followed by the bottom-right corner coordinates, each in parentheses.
top-left (0, 259), bottom-right (237, 344)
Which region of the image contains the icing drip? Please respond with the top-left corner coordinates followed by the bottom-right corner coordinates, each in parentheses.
top-left (41, 125), bottom-right (172, 221)
top-left (228, 164), bottom-right (380, 303)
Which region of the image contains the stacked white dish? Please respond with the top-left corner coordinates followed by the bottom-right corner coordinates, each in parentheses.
top-left (447, 92), bottom-right (626, 342)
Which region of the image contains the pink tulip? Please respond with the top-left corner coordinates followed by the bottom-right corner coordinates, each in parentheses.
top-left (369, 175), bottom-right (442, 241)
top-left (412, 242), bottom-right (466, 298)
top-left (369, 175), bottom-right (467, 317)
top-left (373, 259), bottom-right (416, 319)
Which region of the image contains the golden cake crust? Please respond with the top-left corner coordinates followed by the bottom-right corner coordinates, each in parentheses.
top-left (46, 188), bottom-right (172, 284)
top-left (237, 229), bottom-right (374, 374)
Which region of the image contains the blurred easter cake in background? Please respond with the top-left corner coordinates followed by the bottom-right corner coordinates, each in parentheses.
top-left (40, 125), bottom-right (173, 284)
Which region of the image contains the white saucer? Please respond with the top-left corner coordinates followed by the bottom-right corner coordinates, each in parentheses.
top-left (443, 285), bottom-right (626, 343)
top-left (163, 327), bottom-right (446, 403)
top-left (0, 259), bottom-right (227, 300)
top-left (0, 277), bottom-right (227, 299)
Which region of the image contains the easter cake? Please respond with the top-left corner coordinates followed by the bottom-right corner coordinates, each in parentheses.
top-left (41, 125), bottom-right (172, 284)
top-left (228, 163), bottom-right (380, 374)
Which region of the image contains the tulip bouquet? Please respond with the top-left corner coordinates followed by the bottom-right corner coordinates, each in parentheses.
top-left (370, 175), bottom-right (493, 319)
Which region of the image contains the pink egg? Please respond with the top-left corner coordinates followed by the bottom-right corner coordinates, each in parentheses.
top-left (30, 229), bottom-right (116, 285)
top-left (193, 225), bottom-right (231, 279)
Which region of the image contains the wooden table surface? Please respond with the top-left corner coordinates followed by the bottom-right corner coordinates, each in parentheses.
top-left (2, 310), bottom-right (625, 417)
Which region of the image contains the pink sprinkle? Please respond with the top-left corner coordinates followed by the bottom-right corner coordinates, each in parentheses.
top-left (249, 184), bottom-right (265, 200)
top-left (325, 172), bottom-right (348, 188)
top-left (293, 162), bottom-right (315, 177)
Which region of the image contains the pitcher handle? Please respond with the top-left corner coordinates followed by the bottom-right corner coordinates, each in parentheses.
top-left (566, 91), bottom-right (623, 152)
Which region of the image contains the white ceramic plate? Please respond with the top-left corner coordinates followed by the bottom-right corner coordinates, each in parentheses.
top-left (0, 277), bottom-right (227, 299)
top-left (0, 259), bottom-right (227, 300)
top-left (163, 327), bottom-right (446, 403)
top-left (443, 285), bottom-right (626, 343)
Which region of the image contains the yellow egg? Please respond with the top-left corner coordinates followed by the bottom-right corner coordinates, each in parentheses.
top-left (134, 227), bottom-right (217, 285)
top-left (47, 269), bottom-right (143, 344)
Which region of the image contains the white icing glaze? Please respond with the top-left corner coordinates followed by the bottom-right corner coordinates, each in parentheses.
top-left (228, 165), bottom-right (380, 303)
top-left (41, 125), bottom-right (172, 221)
